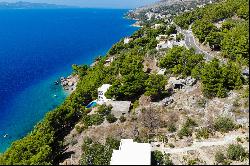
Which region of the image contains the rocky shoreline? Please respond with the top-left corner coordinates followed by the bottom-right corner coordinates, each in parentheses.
top-left (59, 75), bottom-right (79, 94)
top-left (131, 21), bottom-right (143, 27)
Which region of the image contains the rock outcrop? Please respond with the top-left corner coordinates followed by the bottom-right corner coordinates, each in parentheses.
top-left (60, 75), bottom-right (79, 93)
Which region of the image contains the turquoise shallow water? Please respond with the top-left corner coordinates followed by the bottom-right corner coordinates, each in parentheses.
top-left (0, 8), bottom-right (137, 152)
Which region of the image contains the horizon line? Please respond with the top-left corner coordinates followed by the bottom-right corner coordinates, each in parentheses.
top-left (0, 1), bottom-right (138, 10)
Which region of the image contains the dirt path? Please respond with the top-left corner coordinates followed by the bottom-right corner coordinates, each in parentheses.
top-left (164, 133), bottom-right (248, 154)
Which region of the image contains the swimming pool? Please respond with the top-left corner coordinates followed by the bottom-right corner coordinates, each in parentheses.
top-left (86, 101), bottom-right (97, 109)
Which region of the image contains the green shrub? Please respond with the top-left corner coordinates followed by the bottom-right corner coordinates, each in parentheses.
top-left (215, 151), bottom-right (226, 164)
top-left (233, 99), bottom-right (240, 107)
top-left (83, 137), bottom-right (93, 146)
top-left (163, 154), bottom-right (173, 165)
top-left (151, 151), bottom-right (173, 165)
top-left (81, 137), bottom-right (120, 165)
top-left (196, 127), bottom-right (210, 139)
top-left (227, 144), bottom-right (246, 161)
top-left (168, 124), bottom-right (177, 133)
top-left (178, 126), bottom-right (192, 138)
top-left (236, 137), bottom-right (243, 143)
top-left (213, 116), bottom-right (235, 133)
top-left (75, 125), bottom-right (86, 133)
top-left (132, 100), bottom-right (139, 109)
top-left (187, 158), bottom-right (199, 165)
top-left (119, 115), bottom-right (126, 123)
top-left (70, 139), bottom-right (78, 146)
top-left (197, 98), bottom-right (207, 108)
top-left (151, 150), bottom-right (164, 165)
top-left (168, 143), bottom-right (175, 148)
top-left (184, 118), bottom-right (198, 128)
top-left (105, 137), bottom-right (120, 150)
top-left (106, 114), bottom-right (117, 123)
top-left (97, 104), bottom-right (112, 116)
top-left (82, 114), bottom-right (104, 127)
top-left (178, 118), bottom-right (197, 138)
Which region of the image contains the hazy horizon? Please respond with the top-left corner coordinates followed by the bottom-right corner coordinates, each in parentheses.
top-left (0, 0), bottom-right (159, 9)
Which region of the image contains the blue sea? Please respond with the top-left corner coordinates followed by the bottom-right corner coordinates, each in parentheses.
top-left (0, 8), bottom-right (137, 152)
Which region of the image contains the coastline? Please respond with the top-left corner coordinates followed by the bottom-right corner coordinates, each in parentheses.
top-left (60, 75), bottom-right (79, 94)
top-left (1, 1), bottom-right (249, 165)
top-left (60, 12), bottom-right (140, 94)
top-left (0, 8), bottom-right (138, 154)
top-left (131, 21), bottom-right (143, 27)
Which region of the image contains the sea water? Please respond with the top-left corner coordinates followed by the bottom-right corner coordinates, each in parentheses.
top-left (0, 8), bottom-right (137, 152)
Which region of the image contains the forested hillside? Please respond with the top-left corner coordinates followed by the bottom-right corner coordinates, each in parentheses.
top-left (174, 0), bottom-right (249, 62)
top-left (0, 0), bottom-right (248, 165)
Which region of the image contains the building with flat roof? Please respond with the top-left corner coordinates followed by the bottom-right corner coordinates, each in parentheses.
top-left (97, 84), bottom-right (112, 105)
top-left (124, 37), bottom-right (133, 44)
top-left (106, 101), bottom-right (131, 118)
top-left (110, 139), bottom-right (151, 165)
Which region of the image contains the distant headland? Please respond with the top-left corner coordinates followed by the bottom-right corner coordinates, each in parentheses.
top-left (0, 1), bottom-right (78, 9)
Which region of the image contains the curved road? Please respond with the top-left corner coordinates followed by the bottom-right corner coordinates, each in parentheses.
top-left (176, 26), bottom-right (213, 61)
top-left (176, 25), bottom-right (249, 74)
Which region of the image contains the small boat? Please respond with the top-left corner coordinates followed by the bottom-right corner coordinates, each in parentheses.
top-left (3, 134), bottom-right (8, 138)
top-left (54, 81), bottom-right (59, 85)
top-left (54, 94), bottom-right (57, 97)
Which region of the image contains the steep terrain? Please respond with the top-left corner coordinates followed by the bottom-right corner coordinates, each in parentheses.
top-left (0, 0), bottom-right (248, 165)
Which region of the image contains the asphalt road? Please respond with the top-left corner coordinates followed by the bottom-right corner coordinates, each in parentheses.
top-left (176, 26), bottom-right (249, 74)
top-left (177, 27), bottom-right (213, 61)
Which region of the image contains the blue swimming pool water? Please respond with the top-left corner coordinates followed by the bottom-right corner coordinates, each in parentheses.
top-left (0, 8), bottom-right (138, 152)
top-left (86, 101), bottom-right (97, 109)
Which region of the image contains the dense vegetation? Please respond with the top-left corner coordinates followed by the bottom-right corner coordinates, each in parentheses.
top-left (0, 0), bottom-right (248, 164)
top-left (174, 0), bottom-right (249, 63)
top-left (215, 144), bottom-right (247, 164)
top-left (144, 74), bottom-right (167, 101)
top-left (80, 137), bottom-right (120, 165)
top-left (227, 144), bottom-right (247, 161)
top-left (158, 45), bottom-right (244, 98)
top-left (0, 96), bottom-right (81, 164)
top-left (159, 46), bottom-right (204, 77)
top-left (201, 59), bottom-right (244, 98)
top-left (0, 18), bottom-right (166, 164)
top-left (213, 116), bottom-right (236, 133)
top-left (151, 150), bottom-right (173, 165)
top-left (178, 118), bottom-right (198, 138)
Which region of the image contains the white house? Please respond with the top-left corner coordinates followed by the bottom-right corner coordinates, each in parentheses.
top-left (169, 34), bottom-right (177, 41)
top-left (156, 40), bottom-right (185, 50)
top-left (145, 12), bottom-right (155, 20)
top-left (156, 35), bottom-right (168, 41)
top-left (110, 139), bottom-right (151, 165)
top-left (156, 41), bottom-right (170, 50)
top-left (104, 56), bottom-right (115, 66)
top-left (157, 68), bottom-right (166, 75)
top-left (124, 37), bottom-right (133, 44)
top-left (242, 67), bottom-right (249, 77)
top-left (97, 84), bottom-right (112, 105)
top-left (151, 24), bottom-right (163, 29)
